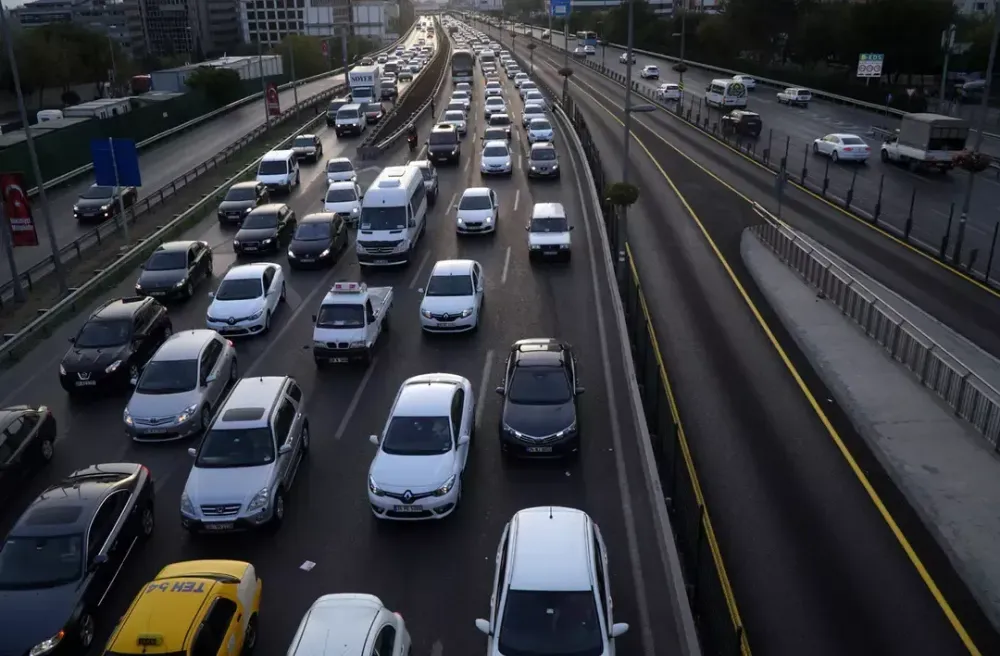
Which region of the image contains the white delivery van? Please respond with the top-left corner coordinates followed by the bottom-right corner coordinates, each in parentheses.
top-left (355, 166), bottom-right (427, 267)
top-left (705, 78), bottom-right (748, 109)
top-left (256, 149), bottom-right (300, 194)
top-left (527, 202), bottom-right (572, 261)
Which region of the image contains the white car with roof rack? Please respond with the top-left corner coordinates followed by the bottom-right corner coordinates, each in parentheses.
top-left (311, 282), bottom-right (392, 366)
top-left (367, 373), bottom-right (475, 520)
top-left (206, 263), bottom-right (285, 337)
top-left (442, 110), bottom-right (468, 135)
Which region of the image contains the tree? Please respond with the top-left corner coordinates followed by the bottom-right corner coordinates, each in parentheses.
top-left (271, 35), bottom-right (328, 80)
top-left (186, 67), bottom-right (244, 106)
top-left (527, 42), bottom-right (537, 74)
top-left (606, 181), bottom-right (639, 209)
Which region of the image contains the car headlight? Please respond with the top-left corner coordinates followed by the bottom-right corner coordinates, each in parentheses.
top-left (557, 420), bottom-right (578, 436)
top-left (101, 204), bottom-right (112, 211)
top-left (72, 205), bottom-right (79, 212)
top-left (249, 309), bottom-right (264, 320)
top-left (233, 240), bottom-right (241, 247)
top-left (421, 308), bottom-right (433, 318)
top-left (369, 475), bottom-right (386, 496)
top-left (530, 165), bottom-right (537, 171)
top-left (105, 359), bottom-right (122, 374)
top-left (180, 493), bottom-right (195, 516)
top-left (59, 364), bottom-right (66, 376)
top-left (352, 205), bottom-right (360, 215)
top-left (320, 248), bottom-right (331, 257)
top-left (461, 307), bottom-right (475, 318)
top-left (262, 238), bottom-right (273, 245)
top-left (530, 244), bottom-right (541, 250)
top-left (247, 487), bottom-right (270, 512)
top-left (349, 341), bottom-right (366, 348)
top-left (452, 147), bottom-right (459, 154)
top-left (123, 407), bottom-right (133, 426)
top-left (176, 403), bottom-right (199, 424)
top-left (485, 216), bottom-right (493, 224)
top-left (560, 243), bottom-right (571, 250)
top-left (457, 217), bottom-right (465, 225)
top-left (29, 630), bottom-right (64, 655)
top-left (433, 474), bottom-right (457, 497)
top-left (174, 278), bottom-right (186, 288)
top-left (552, 164), bottom-right (559, 169)
top-left (288, 249), bottom-right (296, 258)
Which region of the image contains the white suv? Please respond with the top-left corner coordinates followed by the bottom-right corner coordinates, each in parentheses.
top-left (475, 507), bottom-right (630, 654)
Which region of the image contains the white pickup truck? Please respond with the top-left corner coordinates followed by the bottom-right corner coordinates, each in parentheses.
top-left (311, 282), bottom-right (392, 366)
top-left (879, 113), bottom-right (969, 172)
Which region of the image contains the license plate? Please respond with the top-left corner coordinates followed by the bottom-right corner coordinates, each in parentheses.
top-left (144, 428), bottom-right (167, 434)
top-left (203, 523), bottom-right (234, 531)
top-left (299, 257), bottom-right (313, 262)
top-left (374, 259), bottom-right (388, 264)
top-left (149, 291), bottom-right (165, 296)
top-left (527, 446), bottom-right (553, 453)
top-left (330, 357), bottom-right (348, 363)
top-left (543, 251), bottom-right (559, 256)
top-left (243, 246), bottom-right (257, 251)
top-left (75, 380), bottom-right (96, 386)
top-left (393, 505), bottom-right (423, 513)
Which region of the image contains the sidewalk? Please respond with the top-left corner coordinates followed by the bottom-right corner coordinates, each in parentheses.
top-left (741, 229), bottom-right (1000, 633)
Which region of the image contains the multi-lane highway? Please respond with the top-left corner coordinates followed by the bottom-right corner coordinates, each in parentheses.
top-left (498, 19), bottom-right (1000, 656)
top-left (0, 43), bottom-right (684, 656)
top-left (507, 23), bottom-right (1000, 257)
top-left (2, 32), bottom-right (426, 289)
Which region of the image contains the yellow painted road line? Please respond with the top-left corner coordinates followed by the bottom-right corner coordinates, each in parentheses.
top-left (553, 63), bottom-right (983, 656)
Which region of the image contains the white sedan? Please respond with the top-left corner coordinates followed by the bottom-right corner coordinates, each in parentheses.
top-left (480, 140), bottom-right (513, 175)
top-left (518, 81), bottom-right (538, 101)
top-left (657, 83), bottom-right (681, 101)
top-left (583, 45), bottom-right (596, 55)
top-left (513, 73), bottom-right (529, 88)
top-left (523, 90), bottom-right (548, 108)
top-left (484, 81), bottom-right (504, 97)
top-left (484, 96), bottom-right (507, 118)
top-left (450, 90), bottom-right (472, 111)
top-left (812, 133), bottom-right (871, 163)
top-left (733, 74), bottom-right (756, 90)
top-left (206, 263), bottom-right (285, 336)
top-left (325, 157), bottom-right (356, 184)
top-left (419, 260), bottom-right (485, 333)
top-left (640, 65), bottom-right (660, 79)
top-left (526, 118), bottom-right (554, 144)
top-left (619, 52), bottom-right (636, 64)
top-left (442, 109), bottom-right (468, 135)
top-left (456, 187), bottom-right (499, 234)
top-left (367, 373), bottom-right (475, 519)
top-left (323, 181), bottom-right (363, 220)
top-left (573, 47), bottom-right (586, 58)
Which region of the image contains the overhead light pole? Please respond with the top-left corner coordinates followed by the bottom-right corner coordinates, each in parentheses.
top-left (939, 23), bottom-right (956, 114)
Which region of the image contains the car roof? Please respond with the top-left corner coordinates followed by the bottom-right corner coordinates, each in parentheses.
top-left (328, 156), bottom-right (353, 165)
top-left (223, 263), bottom-right (273, 280)
top-left (395, 376), bottom-right (461, 416)
top-left (295, 133), bottom-right (317, 139)
top-left (218, 376), bottom-right (287, 425)
top-left (407, 159), bottom-right (432, 169)
top-left (326, 180), bottom-right (357, 190)
top-left (155, 240), bottom-right (197, 252)
top-left (262, 149), bottom-right (293, 160)
top-left (248, 203), bottom-right (285, 214)
top-left (830, 132), bottom-right (862, 139)
top-left (461, 187), bottom-right (490, 198)
top-left (528, 117), bottom-right (550, 126)
top-left (301, 212), bottom-right (337, 224)
top-left (430, 258), bottom-right (476, 276)
top-left (152, 330), bottom-right (215, 361)
top-left (512, 337), bottom-right (567, 366)
top-left (483, 139), bottom-right (509, 149)
top-left (432, 123), bottom-right (457, 132)
top-left (93, 296), bottom-right (148, 321)
top-left (509, 507), bottom-right (594, 591)
top-left (531, 202), bottom-right (565, 218)
top-left (530, 141), bottom-right (556, 152)
top-left (230, 181), bottom-right (259, 190)
top-left (292, 594), bottom-right (383, 655)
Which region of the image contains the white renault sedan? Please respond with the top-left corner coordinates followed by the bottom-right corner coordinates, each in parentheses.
top-left (419, 259), bottom-right (485, 333)
top-left (480, 140), bottom-right (513, 175)
top-left (325, 157), bottom-right (357, 184)
top-left (456, 187), bottom-right (499, 234)
top-left (206, 263), bottom-right (285, 336)
top-left (367, 373), bottom-right (475, 519)
top-left (526, 118), bottom-right (554, 144)
top-left (475, 507), bottom-right (630, 655)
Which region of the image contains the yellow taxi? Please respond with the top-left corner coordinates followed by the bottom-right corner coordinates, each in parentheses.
top-left (103, 560), bottom-right (262, 655)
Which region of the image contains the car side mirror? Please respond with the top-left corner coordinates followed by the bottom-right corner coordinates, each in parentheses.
top-left (311, 314), bottom-right (317, 322)
top-left (92, 554), bottom-right (109, 569)
top-left (369, 434), bottom-right (379, 446)
top-left (208, 291), bottom-right (215, 298)
top-left (205, 372), bottom-right (217, 385)
top-left (610, 622), bottom-right (630, 638)
top-left (525, 224), bottom-right (530, 231)
top-left (129, 376), bottom-right (138, 386)
top-left (279, 443), bottom-right (293, 455)
top-left (187, 447), bottom-right (197, 457)
top-left (458, 434), bottom-right (471, 446)
top-left (139, 263), bottom-right (145, 269)
top-left (408, 219), bottom-right (417, 228)
top-left (475, 619), bottom-right (492, 636)
top-left (569, 225), bottom-right (575, 231)
top-left (495, 386), bottom-right (505, 395)
top-left (576, 386), bottom-right (586, 395)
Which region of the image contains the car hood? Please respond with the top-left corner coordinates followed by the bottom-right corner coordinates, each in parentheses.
top-left (503, 400), bottom-right (576, 438)
top-left (370, 451), bottom-right (455, 492)
top-left (137, 268), bottom-right (186, 289)
top-left (127, 387), bottom-right (204, 419)
top-left (61, 344), bottom-right (129, 372)
top-left (421, 294), bottom-right (475, 315)
top-left (324, 200), bottom-right (361, 215)
top-left (208, 296), bottom-right (266, 319)
top-left (235, 227), bottom-right (278, 241)
top-left (290, 237), bottom-right (335, 255)
top-left (481, 155), bottom-right (510, 166)
top-left (428, 142), bottom-right (459, 152)
top-left (456, 208), bottom-right (494, 222)
top-left (184, 464), bottom-right (273, 507)
top-left (529, 231), bottom-right (570, 245)
top-left (529, 127), bottom-right (553, 136)
top-left (75, 197), bottom-right (112, 209)
top-left (218, 200), bottom-right (255, 213)
top-left (0, 584), bottom-right (82, 656)
top-left (327, 171), bottom-right (357, 182)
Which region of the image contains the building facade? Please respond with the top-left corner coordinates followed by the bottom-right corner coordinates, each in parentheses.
top-left (13, 0), bottom-right (132, 49)
top-left (125, 0), bottom-right (241, 59)
top-left (240, 0), bottom-right (352, 47)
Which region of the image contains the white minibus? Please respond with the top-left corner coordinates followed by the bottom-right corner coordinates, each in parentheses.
top-left (705, 78), bottom-right (748, 109)
top-left (356, 166), bottom-right (427, 266)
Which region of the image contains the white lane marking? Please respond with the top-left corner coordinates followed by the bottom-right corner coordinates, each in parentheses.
top-left (463, 155), bottom-right (471, 172)
top-left (447, 191), bottom-right (458, 212)
top-left (335, 356), bottom-right (380, 440)
top-left (418, 144), bottom-right (428, 159)
top-left (475, 349), bottom-right (495, 430)
top-left (518, 154), bottom-right (523, 169)
top-left (408, 251), bottom-right (431, 289)
top-left (500, 246), bottom-right (511, 285)
top-left (569, 123), bottom-right (657, 656)
top-left (513, 189), bottom-right (520, 212)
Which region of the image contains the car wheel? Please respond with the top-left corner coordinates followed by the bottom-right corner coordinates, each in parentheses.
top-left (832, 151), bottom-right (839, 163)
top-left (263, 311), bottom-right (272, 334)
top-left (301, 422), bottom-right (310, 453)
top-left (244, 614), bottom-right (258, 654)
top-left (129, 362), bottom-right (140, 382)
top-left (164, 324), bottom-right (173, 338)
top-left (185, 280), bottom-right (194, 298)
top-left (812, 143), bottom-right (819, 154)
top-left (140, 503), bottom-right (155, 539)
top-left (270, 488), bottom-right (286, 530)
top-left (280, 282), bottom-right (287, 302)
top-left (39, 437), bottom-right (54, 463)
top-left (78, 611), bottom-right (96, 649)
top-left (229, 358), bottom-right (238, 385)
top-left (200, 406), bottom-right (211, 433)
top-left (880, 149), bottom-right (889, 163)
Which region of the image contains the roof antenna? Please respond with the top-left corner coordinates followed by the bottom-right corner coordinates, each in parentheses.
top-left (549, 506), bottom-right (553, 519)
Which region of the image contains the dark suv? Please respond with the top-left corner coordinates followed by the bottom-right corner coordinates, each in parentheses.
top-left (59, 297), bottom-right (173, 394)
top-left (721, 110), bottom-right (762, 138)
top-left (427, 123), bottom-right (461, 165)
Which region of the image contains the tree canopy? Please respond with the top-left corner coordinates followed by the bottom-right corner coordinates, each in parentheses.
top-left (185, 66), bottom-right (244, 107)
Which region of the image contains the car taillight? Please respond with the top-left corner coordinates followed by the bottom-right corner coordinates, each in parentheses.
top-left (227, 340), bottom-right (234, 347)
top-left (844, 147), bottom-right (853, 152)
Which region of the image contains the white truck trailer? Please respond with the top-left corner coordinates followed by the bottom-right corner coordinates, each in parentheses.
top-left (348, 65), bottom-right (382, 105)
top-left (879, 113), bottom-right (970, 172)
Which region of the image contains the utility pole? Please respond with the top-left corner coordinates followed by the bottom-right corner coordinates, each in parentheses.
top-left (619, 0), bottom-right (636, 288)
top-left (678, 0), bottom-right (687, 95)
top-left (563, 7), bottom-right (569, 70)
top-left (0, 7), bottom-right (66, 293)
top-left (290, 44), bottom-right (299, 120)
top-left (257, 36), bottom-right (270, 130)
top-left (939, 23), bottom-right (956, 114)
top-left (954, 9), bottom-right (1000, 264)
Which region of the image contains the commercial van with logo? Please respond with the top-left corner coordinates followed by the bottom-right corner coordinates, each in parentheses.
top-left (705, 78), bottom-right (748, 109)
top-left (356, 166), bottom-right (428, 266)
top-left (256, 149), bottom-right (300, 194)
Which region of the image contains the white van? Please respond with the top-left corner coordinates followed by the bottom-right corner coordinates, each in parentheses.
top-left (705, 78), bottom-right (748, 109)
top-left (256, 149), bottom-right (300, 194)
top-left (527, 202), bottom-right (572, 261)
top-left (356, 166), bottom-right (427, 266)
top-left (37, 109), bottom-right (64, 123)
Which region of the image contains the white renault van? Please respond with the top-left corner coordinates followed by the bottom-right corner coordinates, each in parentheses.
top-left (356, 166), bottom-right (427, 267)
top-left (527, 202), bottom-right (572, 261)
top-left (256, 149), bottom-right (300, 194)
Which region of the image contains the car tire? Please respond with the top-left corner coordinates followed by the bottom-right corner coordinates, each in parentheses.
top-left (200, 406), bottom-right (212, 434)
top-left (269, 488), bottom-right (286, 532)
top-left (301, 422), bottom-right (310, 453)
top-left (39, 437), bottom-right (54, 463)
top-left (140, 502), bottom-right (155, 539)
top-left (185, 280), bottom-right (194, 298)
top-left (280, 282), bottom-right (287, 302)
top-left (128, 362), bottom-right (140, 384)
top-left (812, 143), bottom-right (819, 154)
top-left (244, 614), bottom-right (259, 654)
top-left (880, 149), bottom-right (889, 163)
top-left (263, 311), bottom-right (272, 334)
top-left (832, 151), bottom-right (839, 163)
top-left (78, 610), bottom-right (96, 650)
top-left (229, 358), bottom-right (238, 385)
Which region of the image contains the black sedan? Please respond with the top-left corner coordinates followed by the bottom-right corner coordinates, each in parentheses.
top-left (73, 184), bottom-right (137, 223)
top-left (287, 212), bottom-right (349, 269)
top-left (135, 240), bottom-right (213, 300)
top-left (0, 463), bottom-right (155, 656)
top-left (496, 338), bottom-right (584, 458)
top-left (233, 203), bottom-right (296, 256)
top-left (217, 181), bottom-right (269, 225)
top-left (0, 405), bottom-right (56, 503)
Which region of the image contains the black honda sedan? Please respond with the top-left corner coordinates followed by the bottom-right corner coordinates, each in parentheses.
top-left (0, 463), bottom-right (155, 656)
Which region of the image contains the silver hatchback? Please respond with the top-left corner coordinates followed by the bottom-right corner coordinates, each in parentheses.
top-left (124, 329), bottom-right (237, 441)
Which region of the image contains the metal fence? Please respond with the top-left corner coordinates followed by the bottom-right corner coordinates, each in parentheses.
top-left (748, 211), bottom-right (1000, 450)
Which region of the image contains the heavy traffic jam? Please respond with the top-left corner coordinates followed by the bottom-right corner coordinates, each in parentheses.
top-left (0, 15), bottom-right (636, 656)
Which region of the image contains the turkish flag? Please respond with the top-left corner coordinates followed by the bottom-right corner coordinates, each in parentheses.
top-left (1, 173), bottom-right (39, 247)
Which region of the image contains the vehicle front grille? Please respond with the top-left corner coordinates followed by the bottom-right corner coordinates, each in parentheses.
top-left (326, 342), bottom-right (351, 349)
top-left (201, 504), bottom-right (241, 516)
top-left (383, 490), bottom-right (434, 502)
top-left (136, 416), bottom-right (175, 426)
top-left (512, 430), bottom-right (568, 445)
top-left (360, 240), bottom-right (402, 254)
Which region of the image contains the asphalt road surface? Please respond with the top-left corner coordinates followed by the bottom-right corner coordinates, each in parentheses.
top-left (3, 31), bottom-right (429, 289)
top-left (503, 24), bottom-right (1000, 656)
top-left (0, 62), bottom-right (683, 656)
top-left (506, 24), bottom-right (1000, 257)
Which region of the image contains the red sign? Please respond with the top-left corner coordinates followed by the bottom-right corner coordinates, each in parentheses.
top-left (265, 83), bottom-right (281, 117)
top-left (1, 172), bottom-right (38, 247)
top-left (321, 40), bottom-right (329, 57)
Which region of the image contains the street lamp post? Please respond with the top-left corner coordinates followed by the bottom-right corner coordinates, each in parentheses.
top-left (676, 0), bottom-right (687, 96)
top-left (257, 36), bottom-right (270, 130)
top-left (939, 24), bottom-right (956, 114)
top-left (106, 28), bottom-right (119, 97)
top-left (0, 7), bottom-right (67, 293)
top-left (954, 8), bottom-right (1000, 265)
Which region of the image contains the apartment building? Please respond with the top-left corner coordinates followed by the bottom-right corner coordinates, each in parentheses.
top-left (125, 0), bottom-right (241, 59)
top-left (240, 0), bottom-right (352, 46)
top-left (13, 0), bottom-right (131, 48)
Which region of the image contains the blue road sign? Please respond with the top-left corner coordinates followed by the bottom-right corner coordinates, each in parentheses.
top-left (90, 138), bottom-right (142, 187)
top-left (551, 0), bottom-right (570, 17)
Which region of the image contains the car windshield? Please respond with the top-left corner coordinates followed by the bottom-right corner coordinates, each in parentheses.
top-left (0, 534), bottom-right (84, 590)
top-left (327, 160), bottom-right (354, 173)
top-left (215, 277), bottom-right (263, 301)
top-left (241, 212), bottom-right (278, 229)
top-left (522, 82), bottom-right (536, 90)
top-left (452, 91), bottom-right (469, 99)
top-left (316, 303), bottom-right (364, 328)
top-left (498, 590), bottom-right (603, 656)
top-left (491, 115), bottom-right (511, 126)
top-left (145, 250), bottom-right (187, 271)
top-left (487, 98), bottom-right (505, 106)
top-left (508, 365), bottom-right (572, 404)
top-left (326, 188), bottom-right (357, 203)
top-left (484, 146), bottom-right (509, 158)
top-left (485, 129), bottom-right (507, 141)
top-left (381, 416), bottom-right (453, 455)
top-left (196, 427), bottom-right (275, 468)
top-left (258, 160), bottom-right (287, 175)
top-left (430, 132), bottom-right (457, 145)
top-left (426, 274), bottom-right (473, 296)
top-left (295, 222), bottom-right (332, 240)
top-left (366, 103), bottom-right (382, 113)
top-left (136, 359), bottom-right (198, 394)
top-left (459, 193), bottom-right (492, 210)
top-left (530, 217), bottom-right (568, 232)
top-left (445, 111), bottom-right (465, 121)
top-left (530, 120), bottom-right (552, 131)
top-left (75, 319), bottom-right (131, 348)
top-left (841, 136), bottom-right (865, 145)
top-left (447, 103), bottom-right (464, 113)
top-left (81, 185), bottom-right (114, 199)
top-left (225, 186), bottom-right (256, 201)
top-left (532, 149), bottom-right (557, 161)
top-left (293, 136), bottom-right (314, 147)
top-left (360, 206), bottom-right (407, 231)
top-left (337, 109), bottom-right (360, 119)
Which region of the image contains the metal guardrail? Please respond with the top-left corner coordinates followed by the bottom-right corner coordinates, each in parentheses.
top-left (748, 202), bottom-right (1000, 450)
top-left (1, 29), bottom-right (419, 307)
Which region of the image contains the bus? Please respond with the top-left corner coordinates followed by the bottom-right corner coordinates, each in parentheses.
top-left (705, 78), bottom-right (748, 109)
top-left (576, 31), bottom-right (597, 47)
top-left (451, 49), bottom-right (474, 83)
